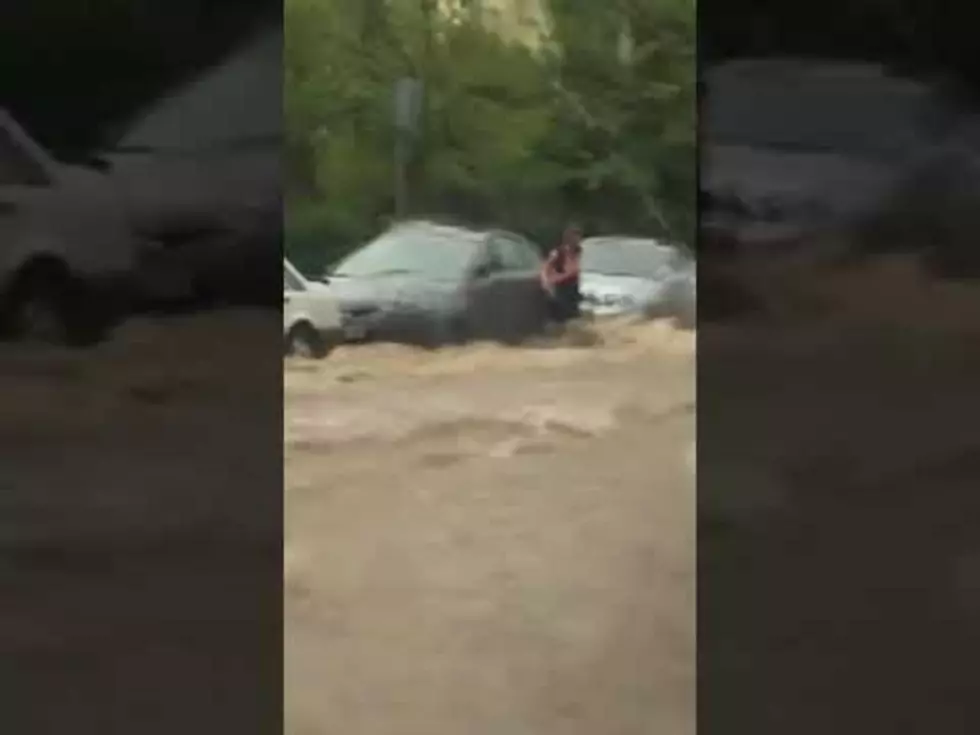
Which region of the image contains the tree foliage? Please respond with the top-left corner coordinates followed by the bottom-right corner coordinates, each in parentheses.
top-left (285, 0), bottom-right (696, 272)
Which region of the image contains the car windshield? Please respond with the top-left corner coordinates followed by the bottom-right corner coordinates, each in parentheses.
top-left (580, 238), bottom-right (685, 279)
top-left (0, 117), bottom-right (50, 186)
top-left (114, 31), bottom-right (281, 151)
top-left (331, 226), bottom-right (481, 280)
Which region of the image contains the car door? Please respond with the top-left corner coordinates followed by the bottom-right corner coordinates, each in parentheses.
top-left (489, 232), bottom-right (547, 338)
top-left (463, 238), bottom-right (508, 339)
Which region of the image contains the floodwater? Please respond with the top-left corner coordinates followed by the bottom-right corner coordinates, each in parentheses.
top-left (285, 318), bottom-right (696, 735)
top-left (0, 312), bottom-right (695, 734)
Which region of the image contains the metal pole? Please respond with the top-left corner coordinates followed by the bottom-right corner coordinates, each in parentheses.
top-left (395, 130), bottom-right (408, 217)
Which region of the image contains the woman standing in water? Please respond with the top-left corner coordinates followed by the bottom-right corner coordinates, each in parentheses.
top-left (540, 224), bottom-right (583, 323)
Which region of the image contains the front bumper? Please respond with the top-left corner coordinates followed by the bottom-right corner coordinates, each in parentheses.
top-left (340, 305), bottom-right (457, 346)
top-left (340, 314), bottom-right (373, 342)
top-left (339, 304), bottom-right (386, 342)
top-left (321, 325), bottom-right (347, 347)
top-left (579, 295), bottom-right (640, 317)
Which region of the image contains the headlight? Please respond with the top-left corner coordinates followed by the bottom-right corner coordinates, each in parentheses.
top-left (341, 304), bottom-right (380, 318)
top-left (603, 293), bottom-right (635, 307)
top-left (583, 292), bottom-right (636, 308)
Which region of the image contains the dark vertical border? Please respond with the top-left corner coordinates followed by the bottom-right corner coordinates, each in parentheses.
top-left (698, 2), bottom-right (980, 732)
top-left (1, 3), bottom-right (283, 732)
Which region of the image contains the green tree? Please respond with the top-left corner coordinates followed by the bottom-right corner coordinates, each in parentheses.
top-left (543, 0), bottom-right (696, 242)
top-left (284, 0), bottom-right (696, 272)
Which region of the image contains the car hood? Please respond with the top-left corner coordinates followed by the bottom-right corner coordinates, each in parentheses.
top-left (325, 273), bottom-right (461, 310)
top-left (305, 280), bottom-right (334, 296)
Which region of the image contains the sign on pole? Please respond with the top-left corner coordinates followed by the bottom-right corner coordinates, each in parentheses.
top-left (394, 77), bottom-right (423, 135)
top-left (393, 77), bottom-right (423, 216)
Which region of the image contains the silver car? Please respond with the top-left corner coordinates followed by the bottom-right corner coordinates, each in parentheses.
top-left (579, 237), bottom-right (695, 324)
top-left (324, 221), bottom-right (548, 346)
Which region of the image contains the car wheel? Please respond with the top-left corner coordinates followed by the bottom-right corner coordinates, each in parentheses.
top-left (3, 264), bottom-right (107, 347)
top-left (286, 322), bottom-right (332, 359)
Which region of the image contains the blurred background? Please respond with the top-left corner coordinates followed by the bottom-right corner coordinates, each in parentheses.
top-left (702, 0), bottom-right (975, 81)
top-left (1, 0), bottom-right (276, 159)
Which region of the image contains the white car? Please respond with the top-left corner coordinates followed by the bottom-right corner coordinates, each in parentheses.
top-left (579, 237), bottom-right (695, 323)
top-left (701, 58), bottom-right (961, 250)
top-left (100, 28), bottom-right (281, 306)
top-left (284, 259), bottom-right (344, 358)
top-left (0, 110), bottom-right (136, 344)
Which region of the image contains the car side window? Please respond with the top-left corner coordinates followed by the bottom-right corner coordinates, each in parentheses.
top-left (0, 127), bottom-right (50, 187)
top-left (492, 235), bottom-right (539, 272)
top-left (477, 240), bottom-right (505, 274)
top-left (515, 238), bottom-right (542, 269)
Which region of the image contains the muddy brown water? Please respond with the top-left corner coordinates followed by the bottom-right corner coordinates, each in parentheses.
top-left (1, 313), bottom-right (695, 734)
top-left (285, 318), bottom-right (696, 735)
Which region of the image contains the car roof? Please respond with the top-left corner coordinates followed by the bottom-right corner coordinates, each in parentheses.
top-left (581, 236), bottom-right (694, 263)
top-left (582, 236), bottom-right (674, 249)
top-left (388, 220), bottom-right (492, 243)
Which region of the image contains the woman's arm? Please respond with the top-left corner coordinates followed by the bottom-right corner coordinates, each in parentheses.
top-left (540, 251), bottom-right (558, 288)
top-left (550, 254), bottom-right (580, 284)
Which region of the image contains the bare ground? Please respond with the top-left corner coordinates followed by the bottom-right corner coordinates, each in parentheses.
top-left (285, 319), bottom-right (696, 735)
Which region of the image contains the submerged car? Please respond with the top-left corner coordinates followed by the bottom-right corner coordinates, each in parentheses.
top-left (324, 221), bottom-right (548, 346)
top-left (283, 258), bottom-right (343, 358)
top-left (578, 236), bottom-right (695, 322)
top-left (0, 109), bottom-right (136, 344)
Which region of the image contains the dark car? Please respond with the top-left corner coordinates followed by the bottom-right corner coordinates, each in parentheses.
top-left (324, 221), bottom-right (548, 346)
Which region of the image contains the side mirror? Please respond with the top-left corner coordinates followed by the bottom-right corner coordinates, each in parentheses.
top-left (472, 262), bottom-right (494, 279)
